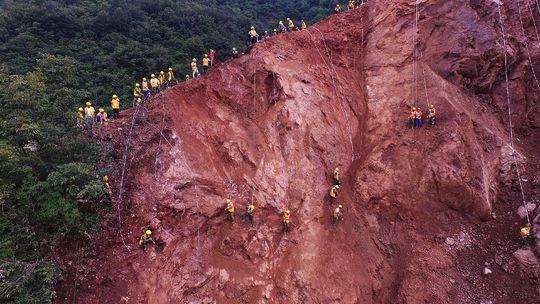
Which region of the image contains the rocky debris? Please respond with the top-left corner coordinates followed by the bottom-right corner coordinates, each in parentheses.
top-left (517, 203), bottom-right (537, 219)
top-left (513, 249), bottom-right (540, 279)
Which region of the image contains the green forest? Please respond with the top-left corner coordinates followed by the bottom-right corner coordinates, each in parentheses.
top-left (0, 0), bottom-right (333, 302)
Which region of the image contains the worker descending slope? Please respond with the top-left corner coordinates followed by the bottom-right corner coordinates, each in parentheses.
top-left (111, 94), bottom-right (120, 119)
top-left (249, 26), bottom-right (259, 45)
top-left (202, 54), bottom-right (210, 74)
top-left (333, 205), bottom-right (344, 223)
top-left (225, 199), bottom-right (235, 222)
top-left (246, 202), bottom-right (255, 225)
top-left (333, 167), bottom-right (341, 186)
top-left (150, 74), bottom-right (159, 95)
top-left (191, 59), bottom-right (200, 78)
top-left (232, 47), bottom-right (239, 58)
top-left (185, 74), bottom-right (190, 81)
top-left (159, 71), bottom-right (165, 90)
top-left (102, 175), bottom-right (112, 198)
top-left (139, 228), bottom-right (157, 251)
top-left (329, 185), bottom-right (339, 204)
top-left (301, 20), bottom-right (307, 30)
top-left (287, 18), bottom-right (295, 31)
top-left (142, 77), bottom-right (150, 99)
top-left (166, 67), bottom-right (176, 87)
top-left (264, 31), bottom-right (270, 39)
top-left (283, 209), bottom-right (292, 233)
top-left (520, 223), bottom-right (536, 246)
top-left (273, 29), bottom-right (278, 36)
top-left (428, 104), bottom-right (436, 126)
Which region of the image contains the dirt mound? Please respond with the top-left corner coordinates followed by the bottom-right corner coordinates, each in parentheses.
top-left (55, 1), bottom-right (540, 303)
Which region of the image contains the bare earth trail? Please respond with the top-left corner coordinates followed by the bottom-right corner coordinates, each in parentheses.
top-left (55, 1), bottom-right (540, 303)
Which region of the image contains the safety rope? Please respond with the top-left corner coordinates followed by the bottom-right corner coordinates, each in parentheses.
top-left (517, 0), bottom-right (540, 91)
top-left (497, 2), bottom-right (531, 225)
top-left (526, 0), bottom-right (540, 40)
top-left (413, 0), bottom-right (419, 106)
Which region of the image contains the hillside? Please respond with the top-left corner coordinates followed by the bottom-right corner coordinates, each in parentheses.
top-left (56, 0), bottom-right (540, 303)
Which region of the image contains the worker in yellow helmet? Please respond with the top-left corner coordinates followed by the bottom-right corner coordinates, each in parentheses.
top-left (133, 83), bottom-right (141, 105)
top-left (225, 199), bottom-right (235, 222)
top-left (249, 26), bottom-right (259, 45)
top-left (111, 94), bottom-right (120, 119)
top-left (519, 223), bottom-right (536, 246)
top-left (158, 71), bottom-right (165, 90)
top-left (232, 47), bottom-right (239, 58)
top-left (335, 3), bottom-right (342, 13)
top-left (166, 67), bottom-right (176, 87)
top-left (150, 74), bottom-right (159, 95)
top-left (139, 228), bottom-right (157, 251)
top-left (283, 209), bottom-right (292, 233)
top-left (76, 107), bottom-right (85, 127)
top-left (333, 167), bottom-right (341, 186)
top-left (191, 59), bottom-right (200, 79)
top-left (329, 185), bottom-right (339, 204)
top-left (185, 74), bottom-right (190, 81)
top-left (96, 108), bottom-right (108, 125)
top-left (287, 18), bottom-right (295, 31)
top-left (102, 175), bottom-right (112, 198)
top-left (301, 20), bottom-right (307, 30)
top-left (202, 54), bottom-right (210, 74)
top-left (278, 20), bottom-right (287, 33)
top-left (348, 0), bottom-right (355, 10)
top-left (246, 202), bottom-right (255, 225)
top-left (141, 77), bottom-right (150, 99)
top-left (333, 205), bottom-right (344, 223)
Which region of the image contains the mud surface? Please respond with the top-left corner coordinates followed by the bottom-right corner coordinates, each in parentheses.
top-left (55, 1), bottom-right (540, 303)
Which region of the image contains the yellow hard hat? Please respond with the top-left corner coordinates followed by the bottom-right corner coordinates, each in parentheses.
top-left (334, 185), bottom-right (340, 189)
top-left (168, 67), bottom-right (173, 71)
top-left (86, 102), bottom-right (91, 106)
top-left (192, 58), bottom-right (197, 62)
top-left (285, 209), bottom-right (290, 214)
top-left (145, 229), bottom-right (152, 235)
top-left (160, 71), bottom-right (164, 74)
top-left (142, 77), bottom-right (147, 81)
top-left (185, 74), bottom-right (189, 77)
top-left (251, 26), bottom-right (255, 29)
top-left (135, 83), bottom-right (140, 86)
top-left (334, 167), bottom-right (339, 172)
top-left (78, 107), bottom-right (84, 112)
top-left (204, 54), bottom-right (208, 57)
top-left (338, 205), bottom-right (343, 209)
top-left (151, 74), bottom-right (155, 77)
top-left (225, 199), bottom-right (231, 204)
top-left (112, 94), bottom-right (117, 98)
top-left (102, 175), bottom-right (109, 182)
top-left (99, 108), bottom-right (104, 112)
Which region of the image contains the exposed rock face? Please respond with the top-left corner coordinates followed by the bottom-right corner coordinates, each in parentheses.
top-left (55, 1), bottom-right (540, 303)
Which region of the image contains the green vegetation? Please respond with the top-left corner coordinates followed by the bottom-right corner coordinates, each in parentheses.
top-left (0, 0), bottom-right (332, 302)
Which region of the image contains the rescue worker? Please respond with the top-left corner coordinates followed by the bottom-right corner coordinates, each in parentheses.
top-left (158, 71), bottom-right (165, 90)
top-left (335, 4), bottom-right (342, 13)
top-left (133, 83), bottom-right (141, 105)
top-left (249, 26), bottom-right (259, 45)
top-left (96, 108), bottom-right (108, 125)
top-left (191, 59), bottom-right (200, 78)
top-left (76, 107), bottom-right (84, 127)
top-left (202, 54), bottom-right (210, 74)
top-left (301, 20), bottom-right (307, 30)
top-left (333, 167), bottom-right (341, 186)
top-left (329, 185), bottom-right (339, 204)
top-left (111, 94), bottom-right (120, 119)
top-left (232, 47), bottom-right (239, 58)
top-left (273, 29), bottom-right (278, 36)
top-left (287, 18), bottom-right (295, 31)
top-left (520, 223), bottom-right (536, 246)
top-left (333, 205), bottom-right (344, 223)
top-left (246, 202), bottom-right (255, 225)
top-left (428, 104), bottom-right (436, 126)
top-left (283, 209), bottom-right (291, 233)
top-left (278, 21), bottom-right (287, 33)
top-left (139, 228), bottom-right (157, 251)
top-left (102, 175), bottom-right (112, 198)
top-left (185, 74), bottom-right (190, 81)
top-left (348, 0), bottom-right (355, 10)
top-left (84, 102), bottom-right (95, 121)
top-left (166, 67), bottom-right (176, 87)
top-left (150, 74), bottom-right (160, 95)
top-left (415, 107), bottom-right (424, 128)
top-left (225, 199), bottom-right (235, 222)
top-left (408, 107), bottom-right (417, 129)
top-left (264, 31), bottom-right (270, 39)
top-left (142, 77), bottom-right (150, 99)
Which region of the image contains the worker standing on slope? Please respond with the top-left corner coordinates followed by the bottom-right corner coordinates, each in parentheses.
top-left (102, 175), bottom-right (112, 199)
top-left (210, 49), bottom-right (216, 66)
top-left (333, 205), bottom-right (344, 223)
top-left (301, 20), bottom-right (307, 30)
top-left (278, 21), bottom-right (287, 33)
top-left (335, 4), bottom-right (342, 13)
top-left (520, 223), bottom-right (536, 246)
top-left (333, 167), bottom-right (341, 186)
top-left (84, 102), bottom-right (95, 128)
top-left (232, 47), bottom-right (239, 58)
top-left (202, 54), bottom-right (210, 74)
top-left (408, 107), bottom-right (417, 129)
top-left (76, 107), bottom-right (85, 127)
top-left (96, 108), bottom-right (108, 125)
top-left (142, 77), bottom-right (150, 99)
top-left (246, 202), bottom-right (255, 225)
top-left (283, 209), bottom-right (292, 233)
top-left (159, 71), bottom-right (165, 90)
top-left (329, 185), bottom-right (339, 204)
top-left (415, 107), bottom-right (424, 128)
top-left (150, 74), bottom-right (160, 95)
top-left (287, 18), bottom-right (295, 31)
top-left (264, 31), bottom-right (270, 39)
top-left (139, 228), bottom-right (157, 251)
top-left (348, 0), bottom-right (355, 10)
top-left (111, 94), bottom-right (120, 119)
top-left (166, 68), bottom-right (176, 87)
top-left (185, 74), bottom-right (190, 81)
top-left (273, 29), bottom-right (278, 36)
top-left (133, 83), bottom-right (141, 105)
top-left (249, 26), bottom-right (259, 45)
top-left (191, 59), bottom-right (200, 78)
top-left (428, 104), bottom-right (436, 126)
top-left (225, 199), bottom-right (235, 222)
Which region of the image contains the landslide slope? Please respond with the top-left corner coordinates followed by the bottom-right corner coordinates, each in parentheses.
top-left (56, 1), bottom-right (540, 303)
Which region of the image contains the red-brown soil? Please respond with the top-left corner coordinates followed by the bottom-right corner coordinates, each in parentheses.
top-left (55, 0), bottom-right (540, 303)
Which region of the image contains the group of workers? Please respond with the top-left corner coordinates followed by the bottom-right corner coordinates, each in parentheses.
top-left (335, 0), bottom-right (366, 13)
top-left (247, 18), bottom-right (309, 46)
top-left (408, 104), bottom-right (436, 129)
top-left (76, 96), bottom-right (119, 128)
